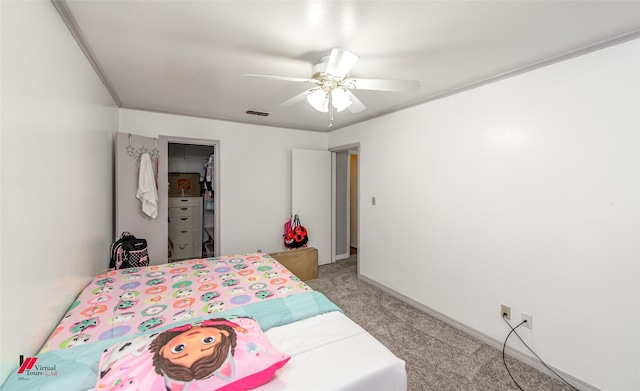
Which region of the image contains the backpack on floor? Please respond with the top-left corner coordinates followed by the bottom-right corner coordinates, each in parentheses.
top-left (110, 232), bottom-right (150, 270)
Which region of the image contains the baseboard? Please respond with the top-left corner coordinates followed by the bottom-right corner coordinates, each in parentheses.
top-left (335, 253), bottom-right (350, 261)
top-left (358, 274), bottom-right (600, 391)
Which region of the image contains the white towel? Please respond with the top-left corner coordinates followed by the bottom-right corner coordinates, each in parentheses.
top-left (136, 153), bottom-right (159, 219)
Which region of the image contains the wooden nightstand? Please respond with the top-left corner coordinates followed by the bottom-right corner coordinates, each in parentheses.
top-left (269, 247), bottom-right (318, 281)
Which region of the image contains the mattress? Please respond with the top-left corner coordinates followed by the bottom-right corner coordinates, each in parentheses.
top-left (0, 253), bottom-right (406, 390)
top-left (264, 311), bottom-right (407, 391)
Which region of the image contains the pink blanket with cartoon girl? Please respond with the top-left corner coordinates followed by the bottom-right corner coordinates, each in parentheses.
top-left (95, 316), bottom-right (291, 391)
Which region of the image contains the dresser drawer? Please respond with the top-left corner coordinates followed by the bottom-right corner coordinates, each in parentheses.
top-left (168, 215), bottom-right (200, 230)
top-left (169, 207), bottom-right (200, 218)
top-left (169, 229), bottom-right (200, 244)
top-left (169, 197), bottom-right (202, 207)
top-left (171, 242), bottom-right (200, 260)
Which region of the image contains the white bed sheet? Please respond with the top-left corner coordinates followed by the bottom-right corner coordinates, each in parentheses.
top-left (262, 311), bottom-right (407, 391)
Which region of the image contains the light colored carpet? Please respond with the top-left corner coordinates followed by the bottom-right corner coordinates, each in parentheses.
top-left (305, 257), bottom-right (574, 391)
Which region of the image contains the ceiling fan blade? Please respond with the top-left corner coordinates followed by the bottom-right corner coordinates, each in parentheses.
top-left (280, 89), bottom-right (315, 107)
top-left (346, 90), bottom-right (366, 113)
top-left (243, 74), bottom-right (316, 84)
top-left (348, 78), bottom-right (420, 92)
top-left (325, 48), bottom-right (359, 79)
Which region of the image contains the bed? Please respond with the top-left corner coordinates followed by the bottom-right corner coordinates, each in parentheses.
top-left (1, 253), bottom-right (406, 390)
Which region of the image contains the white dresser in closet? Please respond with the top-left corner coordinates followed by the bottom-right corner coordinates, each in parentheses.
top-left (168, 197), bottom-right (203, 260)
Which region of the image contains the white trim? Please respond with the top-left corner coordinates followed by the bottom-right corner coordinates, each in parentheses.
top-left (362, 29), bottom-right (640, 127)
top-left (331, 152), bottom-right (336, 263)
top-left (330, 143), bottom-right (361, 274)
top-left (51, 0), bottom-right (122, 106)
top-left (160, 136), bottom-right (220, 257)
top-left (359, 274), bottom-right (601, 391)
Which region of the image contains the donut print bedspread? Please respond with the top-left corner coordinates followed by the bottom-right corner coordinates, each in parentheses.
top-left (40, 253), bottom-right (312, 353)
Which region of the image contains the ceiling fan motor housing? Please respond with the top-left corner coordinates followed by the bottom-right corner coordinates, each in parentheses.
top-left (311, 55), bottom-right (331, 78)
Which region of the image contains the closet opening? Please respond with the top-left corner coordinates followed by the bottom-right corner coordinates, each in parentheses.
top-left (167, 142), bottom-right (218, 260)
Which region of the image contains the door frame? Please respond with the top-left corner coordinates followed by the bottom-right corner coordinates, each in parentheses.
top-left (161, 135), bottom-right (221, 257)
top-left (330, 143), bottom-right (360, 270)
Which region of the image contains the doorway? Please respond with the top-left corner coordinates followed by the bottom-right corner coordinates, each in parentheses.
top-left (164, 137), bottom-right (220, 260)
top-left (167, 142), bottom-right (216, 259)
top-left (332, 144), bottom-right (359, 270)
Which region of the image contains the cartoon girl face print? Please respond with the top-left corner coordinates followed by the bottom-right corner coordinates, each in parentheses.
top-left (173, 288), bottom-right (193, 298)
top-left (200, 291), bottom-right (220, 302)
top-left (205, 301), bottom-right (225, 313)
top-left (198, 275), bottom-right (214, 283)
top-left (172, 310), bottom-right (195, 322)
top-left (146, 278), bottom-right (166, 286)
top-left (120, 291), bottom-right (138, 301)
top-left (255, 290), bottom-right (274, 299)
top-left (62, 333), bottom-right (91, 348)
top-left (138, 317), bottom-right (165, 332)
top-left (60, 312), bottom-right (73, 324)
top-left (227, 287), bottom-right (245, 295)
top-left (116, 300), bottom-right (138, 310)
top-left (159, 326), bottom-right (229, 368)
top-left (70, 318), bottom-right (100, 333)
top-left (277, 285), bottom-right (295, 295)
top-left (263, 271), bottom-right (279, 279)
top-left (122, 274), bottom-right (141, 281)
top-left (233, 263), bottom-right (248, 270)
top-left (222, 279), bottom-right (239, 287)
top-left (100, 333), bottom-right (159, 377)
top-left (93, 285), bottom-right (114, 294)
top-left (172, 274), bottom-right (188, 282)
top-left (112, 312), bottom-right (135, 323)
top-left (96, 277), bottom-right (114, 286)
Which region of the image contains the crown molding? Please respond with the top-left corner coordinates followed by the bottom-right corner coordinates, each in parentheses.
top-left (404, 28), bottom-right (640, 110)
top-left (51, 0), bottom-right (122, 107)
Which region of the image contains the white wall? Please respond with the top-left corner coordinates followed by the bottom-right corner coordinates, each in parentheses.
top-left (329, 39), bottom-right (640, 391)
top-left (0, 0), bottom-right (118, 385)
top-left (119, 109), bottom-right (328, 256)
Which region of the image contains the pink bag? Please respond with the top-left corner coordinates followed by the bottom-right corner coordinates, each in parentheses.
top-left (283, 219), bottom-right (292, 236)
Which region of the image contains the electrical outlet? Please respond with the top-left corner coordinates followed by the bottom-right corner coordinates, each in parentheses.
top-left (501, 304), bottom-right (511, 320)
top-left (521, 313), bottom-right (533, 329)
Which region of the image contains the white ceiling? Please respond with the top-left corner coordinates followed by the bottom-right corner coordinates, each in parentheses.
top-left (55, 1), bottom-right (640, 132)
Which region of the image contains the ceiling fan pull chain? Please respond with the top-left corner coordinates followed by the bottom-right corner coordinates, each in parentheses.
top-left (328, 91), bottom-right (334, 128)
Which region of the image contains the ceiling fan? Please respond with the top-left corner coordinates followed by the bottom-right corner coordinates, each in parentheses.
top-left (243, 48), bottom-right (420, 127)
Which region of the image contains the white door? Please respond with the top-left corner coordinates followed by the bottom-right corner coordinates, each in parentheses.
top-left (291, 149), bottom-right (332, 265)
top-left (115, 132), bottom-right (168, 265)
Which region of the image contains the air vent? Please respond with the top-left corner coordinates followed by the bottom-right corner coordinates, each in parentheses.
top-left (246, 110), bottom-right (270, 117)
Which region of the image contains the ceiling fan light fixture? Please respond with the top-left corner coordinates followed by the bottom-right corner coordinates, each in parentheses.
top-left (307, 89), bottom-right (329, 112)
top-left (331, 87), bottom-right (352, 112)
top-left (245, 47), bottom-right (419, 127)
